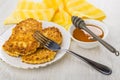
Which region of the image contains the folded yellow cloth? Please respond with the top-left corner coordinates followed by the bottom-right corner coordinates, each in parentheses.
top-left (65, 0), bottom-right (105, 20)
top-left (4, 0), bottom-right (106, 30)
top-left (4, 9), bottom-right (55, 24)
top-left (17, 0), bottom-right (47, 9)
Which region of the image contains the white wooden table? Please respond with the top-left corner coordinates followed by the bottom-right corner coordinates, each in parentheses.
top-left (0, 0), bottom-right (120, 80)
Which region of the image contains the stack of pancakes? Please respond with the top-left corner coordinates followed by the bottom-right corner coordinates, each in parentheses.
top-left (2, 18), bottom-right (62, 64)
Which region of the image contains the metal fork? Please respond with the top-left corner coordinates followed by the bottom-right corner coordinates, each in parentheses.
top-left (33, 31), bottom-right (112, 75)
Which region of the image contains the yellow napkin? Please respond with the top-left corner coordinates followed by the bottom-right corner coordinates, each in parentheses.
top-left (4, 9), bottom-right (55, 24)
top-left (4, 0), bottom-right (106, 30)
top-left (17, 0), bottom-right (47, 9)
top-left (65, 0), bottom-right (105, 20)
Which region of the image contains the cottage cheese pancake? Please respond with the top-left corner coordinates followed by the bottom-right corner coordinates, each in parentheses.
top-left (42, 27), bottom-right (62, 45)
top-left (2, 18), bottom-right (42, 57)
top-left (22, 48), bottom-right (56, 64)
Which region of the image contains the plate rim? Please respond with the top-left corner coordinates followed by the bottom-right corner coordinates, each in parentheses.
top-left (0, 21), bottom-right (71, 69)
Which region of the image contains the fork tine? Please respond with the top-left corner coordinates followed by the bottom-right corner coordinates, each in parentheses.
top-left (33, 31), bottom-right (46, 45)
top-left (33, 31), bottom-right (61, 51)
top-left (36, 31), bottom-right (53, 47)
top-left (33, 31), bottom-right (50, 46)
top-left (36, 31), bottom-right (49, 41)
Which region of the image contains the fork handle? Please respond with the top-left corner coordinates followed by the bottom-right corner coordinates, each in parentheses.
top-left (66, 50), bottom-right (112, 75)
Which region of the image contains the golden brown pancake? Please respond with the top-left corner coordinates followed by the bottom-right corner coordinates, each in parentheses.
top-left (2, 18), bottom-right (42, 57)
top-left (42, 27), bottom-right (62, 45)
top-left (21, 27), bottom-right (63, 64)
top-left (22, 48), bottom-right (56, 64)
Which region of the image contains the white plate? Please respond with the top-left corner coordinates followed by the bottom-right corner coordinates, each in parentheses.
top-left (0, 21), bottom-right (71, 69)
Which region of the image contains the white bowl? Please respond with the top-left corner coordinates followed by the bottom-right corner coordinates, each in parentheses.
top-left (69, 19), bottom-right (109, 49)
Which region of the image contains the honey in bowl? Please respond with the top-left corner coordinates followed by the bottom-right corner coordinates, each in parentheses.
top-left (73, 24), bottom-right (104, 42)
